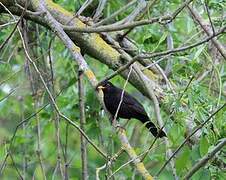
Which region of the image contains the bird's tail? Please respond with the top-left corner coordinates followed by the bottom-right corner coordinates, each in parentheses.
top-left (142, 116), bottom-right (166, 138)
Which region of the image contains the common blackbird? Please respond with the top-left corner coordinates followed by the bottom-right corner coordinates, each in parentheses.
top-left (97, 81), bottom-right (166, 138)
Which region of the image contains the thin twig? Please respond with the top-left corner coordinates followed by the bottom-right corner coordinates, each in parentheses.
top-left (112, 65), bottom-right (133, 124)
top-left (156, 103), bottom-right (226, 176)
top-left (141, 75), bottom-right (195, 162)
top-left (0, 86), bottom-right (19, 102)
top-left (204, 0), bottom-right (215, 34)
top-left (0, 2), bottom-right (27, 52)
top-left (135, 67), bottom-right (178, 179)
top-left (110, 0), bottom-right (147, 26)
top-left (187, 5), bottom-right (226, 59)
top-left (9, 153), bottom-right (23, 179)
top-left (140, 25), bottom-right (225, 59)
top-left (97, 25), bottom-right (225, 89)
top-left (120, 0), bottom-right (158, 39)
top-left (45, 33), bottom-right (64, 179)
top-left (78, 70), bottom-right (88, 180)
top-left (164, 23), bottom-right (174, 76)
top-left (63, 15), bottom-right (172, 32)
top-left (108, 141), bottom-right (164, 179)
top-left (76, 0), bottom-right (93, 16)
top-left (17, 0), bottom-right (108, 159)
top-left (21, 20), bottom-right (47, 180)
top-left (184, 138), bottom-right (226, 179)
top-left (16, 1), bottom-right (154, 177)
top-left (64, 122), bottom-right (69, 180)
top-left (0, 21), bottom-right (17, 29)
top-left (19, 97), bottom-right (27, 179)
top-left (94, 0), bottom-right (137, 26)
top-left (0, 100), bottom-right (52, 174)
top-left (93, 0), bottom-right (107, 21)
top-left (63, 0), bottom-right (193, 33)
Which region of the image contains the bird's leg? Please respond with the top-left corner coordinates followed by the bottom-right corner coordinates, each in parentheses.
top-left (110, 116), bottom-right (124, 132)
top-left (116, 124), bottom-right (126, 134)
top-left (112, 118), bottom-right (117, 126)
top-left (110, 114), bottom-right (119, 127)
top-left (109, 115), bottom-right (115, 125)
top-left (115, 123), bottom-right (125, 130)
top-left (110, 115), bottom-right (126, 132)
top-left (115, 120), bottom-right (126, 133)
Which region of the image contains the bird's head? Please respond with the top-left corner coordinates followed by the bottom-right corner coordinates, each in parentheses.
top-left (97, 80), bottom-right (114, 92)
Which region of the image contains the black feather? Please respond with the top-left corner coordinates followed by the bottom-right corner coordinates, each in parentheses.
top-left (98, 81), bottom-right (166, 138)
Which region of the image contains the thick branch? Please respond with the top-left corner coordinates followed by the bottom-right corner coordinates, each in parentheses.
top-left (184, 138), bottom-right (226, 179)
top-left (19, 0), bottom-right (153, 178)
top-left (1, 0), bottom-right (163, 101)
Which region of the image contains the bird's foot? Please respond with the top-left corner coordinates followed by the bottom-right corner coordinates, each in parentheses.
top-left (115, 123), bottom-right (126, 133)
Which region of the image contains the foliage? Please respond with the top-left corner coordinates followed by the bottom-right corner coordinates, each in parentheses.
top-left (0, 0), bottom-right (225, 179)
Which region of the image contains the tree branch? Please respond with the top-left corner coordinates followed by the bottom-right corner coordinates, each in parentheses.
top-left (156, 103), bottom-right (226, 176)
top-left (184, 138), bottom-right (226, 179)
top-left (187, 5), bottom-right (226, 59)
top-left (78, 70), bottom-right (88, 180)
top-left (10, 0), bottom-right (153, 178)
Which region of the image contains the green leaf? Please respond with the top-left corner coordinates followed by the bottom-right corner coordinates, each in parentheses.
top-left (175, 146), bottom-right (191, 175)
top-left (200, 136), bottom-right (209, 156)
top-left (152, 31), bottom-right (168, 52)
top-left (193, 45), bottom-right (206, 61)
top-left (192, 168), bottom-right (211, 180)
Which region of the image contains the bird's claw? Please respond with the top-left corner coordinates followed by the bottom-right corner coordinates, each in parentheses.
top-left (115, 124), bottom-right (126, 133)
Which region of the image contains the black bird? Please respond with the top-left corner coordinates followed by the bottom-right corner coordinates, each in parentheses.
top-left (97, 81), bottom-right (166, 138)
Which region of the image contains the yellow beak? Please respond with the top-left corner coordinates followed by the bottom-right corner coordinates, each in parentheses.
top-left (97, 85), bottom-right (106, 90)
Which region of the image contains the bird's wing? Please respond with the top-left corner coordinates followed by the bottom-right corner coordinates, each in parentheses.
top-left (122, 91), bottom-right (147, 116)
